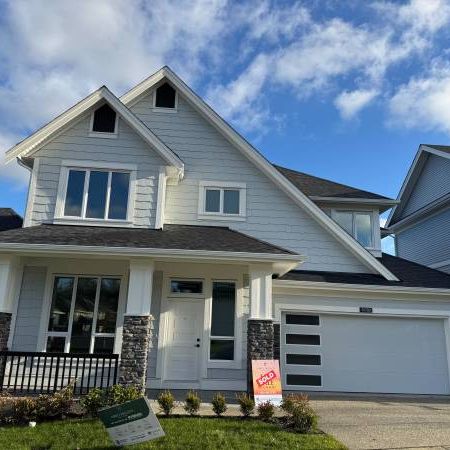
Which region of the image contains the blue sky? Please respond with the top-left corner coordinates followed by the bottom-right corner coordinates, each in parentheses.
top-left (1, 0), bottom-right (450, 253)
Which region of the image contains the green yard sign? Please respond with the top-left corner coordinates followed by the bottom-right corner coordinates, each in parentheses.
top-left (98, 397), bottom-right (165, 446)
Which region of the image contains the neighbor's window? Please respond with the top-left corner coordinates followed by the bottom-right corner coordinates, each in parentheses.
top-left (46, 276), bottom-right (121, 354)
top-left (63, 168), bottom-right (130, 220)
top-left (332, 210), bottom-right (373, 247)
top-left (91, 104), bottom-right (117, 134)
top-left (210, 282), bottom-right (236, 361)
top-left (154, 82), bottom-right (176, 109)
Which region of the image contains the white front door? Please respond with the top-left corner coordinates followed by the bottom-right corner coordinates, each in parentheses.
top-left (164, 298), bottom-right (204, 381)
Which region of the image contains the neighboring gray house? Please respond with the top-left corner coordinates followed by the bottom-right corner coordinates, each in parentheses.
top-left (386, 145), bottom-right (450, 274)
top-left (1, 67), bottom-right (450, 397)
top-left (0, 208), bottom-right (22, 231)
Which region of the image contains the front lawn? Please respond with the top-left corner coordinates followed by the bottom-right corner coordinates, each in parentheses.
top-left (0, 417), bottom-right (346, 449)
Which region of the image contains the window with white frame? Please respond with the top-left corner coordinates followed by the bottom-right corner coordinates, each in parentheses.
top-left (46, 276), bottom-right (121, 354)
top-left (331, 210), bottom-right (373, 247)
top-left (62, 168), bottom-right (131, 221)
top-left (199, 182), bottom-right (246, 218)
top-left (209, 281), bottom-right (236, 361)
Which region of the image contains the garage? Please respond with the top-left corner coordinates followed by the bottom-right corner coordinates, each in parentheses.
top-left (281, 312), bottom-right (450, 394)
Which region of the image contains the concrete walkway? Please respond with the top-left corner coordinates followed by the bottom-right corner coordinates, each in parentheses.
top-left (312, 398), bottom-right (450, 450)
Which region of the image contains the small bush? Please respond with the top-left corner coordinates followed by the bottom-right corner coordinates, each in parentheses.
top-left (211, 393), bottom-right (227, 417)
top-left (236, 393), bottom-right (254, 417)
top-left (184, 390), bottom-right (201, 416)
top-left (157, 390), bottom-right (175, 416)
top-left (257, 401), bottom-right (275, 421)
top-left (281, 393), bottom-right (318, 433)
top-left (81, 384), bottom-right (142, 417)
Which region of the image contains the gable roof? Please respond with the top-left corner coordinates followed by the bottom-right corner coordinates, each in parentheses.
top-left (121, 66), bottom-right (398, 280)
top-left (0, 208), bottom-right (23, 232)
top-left (274, 165), bottom-right (397, 206)
top-left (279, 252), bottom-right (450, 289)
top-left (386, 144), bottom-right (450, 227)
top-left (4, 86), bottom-right (184, 175)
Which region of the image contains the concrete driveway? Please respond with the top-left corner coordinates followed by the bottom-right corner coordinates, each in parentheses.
top-left (312, 397), bottom-right (450, 450)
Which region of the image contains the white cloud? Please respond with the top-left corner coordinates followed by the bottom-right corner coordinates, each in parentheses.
top-left (388, 61), bottom-right (450, 134)
top-left (334, 89), bottom-right (379, 119)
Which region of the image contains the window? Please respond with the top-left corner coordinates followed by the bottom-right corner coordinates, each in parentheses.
top-left (286, 334), bottom-right (320, 345)
top-left (154, 83), bottom-right (176, 109)
top-left (63, 168), bottom-right (130, 220)
top-left (332, 210), bottom-right (373, 247)
top-left (91, 104), bottom-right (117, 134)
top-left (170, 280), bottom-right (203, 295)
top-left (286, 314), bottom-right (320, 325)
top-left (210, 282), bottom-right (236, 361)
top-left (199, 182), bottom-right (246, 218)
top-left (46, 276), bottom-right (121, 354)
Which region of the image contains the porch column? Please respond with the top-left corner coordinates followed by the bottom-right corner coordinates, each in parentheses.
top-left (0, 256), bottom-right (20, 351)
top-left (119, 260), bottom-right (154, 393)
top-left (247, 265), bottom-right (274, 393)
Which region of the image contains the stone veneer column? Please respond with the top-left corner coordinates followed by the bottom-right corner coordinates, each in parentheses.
top-left (0, 312), bottom-right (12, 351)
top-left (118, 315), bottom-right (153, 391)
top-left (273, 323), bottom-right (280, 362)
top-left (247, 319), bottom-right (274, 394)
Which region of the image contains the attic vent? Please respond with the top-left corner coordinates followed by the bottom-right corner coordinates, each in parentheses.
top-left (155, 82), bottom-right (176, 109)
top-left (92, 104), bottom-right (117, 133)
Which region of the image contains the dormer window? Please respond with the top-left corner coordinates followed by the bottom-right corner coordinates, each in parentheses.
top-left (331, 210), bottom-right (374, 248)
top-left (154, 82), bottom-right (177, 110)
top-left (90, 104), bottom-right (118, 137)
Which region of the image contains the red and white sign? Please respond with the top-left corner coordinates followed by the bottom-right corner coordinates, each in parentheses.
top-left (251, 360), bottom-right (282, 406)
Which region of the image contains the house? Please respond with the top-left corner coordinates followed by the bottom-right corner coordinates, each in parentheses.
top-left (1, 67), bottom-right (450, 397)
top-left (386, 145), bottom-right (450, 274)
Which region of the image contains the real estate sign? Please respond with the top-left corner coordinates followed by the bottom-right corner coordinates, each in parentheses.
top-left (251, 359), bottom-right (282, 406)
top-left (98, 397), bottom-right (165, 446)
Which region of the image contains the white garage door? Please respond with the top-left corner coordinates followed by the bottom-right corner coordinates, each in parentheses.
top-left (281, 313), bottom-right (450, 394)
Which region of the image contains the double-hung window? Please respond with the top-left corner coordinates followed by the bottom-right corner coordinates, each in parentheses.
top-left (46, 276), bottom-right (121, 354)
top-left (199, 182), bottom-right (246, 219)
top-left (332, 210), bottom-right (374, 247)
top-left (209, 281), bottom-right (236, 361)
top-left (61, 167), bottom-right (132, 221)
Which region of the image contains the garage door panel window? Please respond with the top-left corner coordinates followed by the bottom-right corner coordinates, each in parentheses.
top-left (209, 281), bottom-right (236, 361)
top-left (286, 314), bottom-right (320, 326)
top-left (286, 334), bottom-right (321, 345)
top-left (286, 354), bottom-right (321, 365)
top-left (286, 374), bottom-right (322, 386)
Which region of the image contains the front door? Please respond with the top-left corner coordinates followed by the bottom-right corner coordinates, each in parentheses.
top-left (164, 298), bottom-right (204, 381)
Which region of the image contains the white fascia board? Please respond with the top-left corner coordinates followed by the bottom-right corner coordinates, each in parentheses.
top-left (273, 279), bottom-right (450, 298)
top-left (310, 196), bottom-right (399, 206)
top-left (4, 86), bottom-right (184, 177)
top-left (122, 66), bottom-right (398, 281)
top-left (0, 242), bottom-right (303, 265)
top-left (423, 145), bottom-right (450, 160)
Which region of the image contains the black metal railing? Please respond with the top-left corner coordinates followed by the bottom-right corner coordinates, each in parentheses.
top-left (0, 351), bottom-right (119, 395)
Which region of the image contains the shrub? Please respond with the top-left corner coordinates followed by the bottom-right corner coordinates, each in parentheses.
top-left (281, 393), bottom-right (318, 433)
top-left (211, 393), bottom-right (227, 417)
top-left (157, 390), bottom-right (175, 416)
top-left (184, 390), bottom-right (201, 416)
top-left (81, 384), bottom-right (142, 417)
top-left (257, 401), bottom-right (275, 421)
top-left (236, 393), bottom-right (254, 417)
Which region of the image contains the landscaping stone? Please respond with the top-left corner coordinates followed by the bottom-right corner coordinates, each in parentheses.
top-left (118, 315), bottom-right (153, 392)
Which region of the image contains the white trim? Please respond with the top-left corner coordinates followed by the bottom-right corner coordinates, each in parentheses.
top-left (23, 157), bottom-right (39, 227)
top-left (198, 181), bottom-right (247, 220)
top-left (61, 159), bottom-right (138, 171)
top-left (121, 66), bottom-right (397, 281)
top-left (147, 378), bottom-right (246, 391)
top-left (5, 86), bottom-right (184, 175)
top-left (152, 83), bottom-right (179, 113)
top-left (155, 166), bottom-right (167, 229)
top-left (88, 105), bottom-right (119, 139)
top-left (311, 196), bottom-right (399, 206)
top-left (7, 261), bottom-right (24, 349)
top-left (430, 259), bottom-right (450, 270)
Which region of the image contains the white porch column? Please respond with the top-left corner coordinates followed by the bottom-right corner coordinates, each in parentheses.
top-left (0, 256), bottom-right (21, 351)
top-left (249, 264), bottom-right (273, 320)
top-left (119, 259), bottom-right (154, 391)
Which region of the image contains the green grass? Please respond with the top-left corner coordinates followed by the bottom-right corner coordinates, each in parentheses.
top-left (0, 417), bottom-right (346, 450)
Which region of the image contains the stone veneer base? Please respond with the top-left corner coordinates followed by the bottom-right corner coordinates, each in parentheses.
top-left (118, 315), bottom-right (153, 392)
top-left (0, 312), bottom-right (12, 351)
